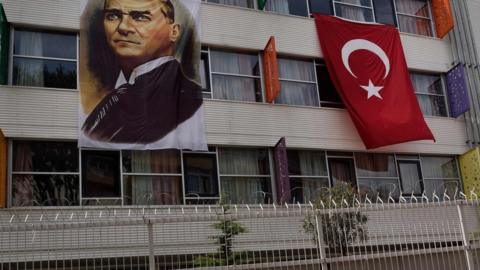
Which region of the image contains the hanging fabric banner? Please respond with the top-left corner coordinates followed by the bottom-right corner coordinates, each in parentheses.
top-left (79, 0), bottom-right (207, 151)
top-left (274, 137), bottom-right (290, 204)
top-left (459, 147), bottom-right (480, 197)
top-left (432, 0), bottom-right (454, 39)
top-left (446, 63), bottom-right (470, 118)
top-left (263, 36), bottom-right (280, 103)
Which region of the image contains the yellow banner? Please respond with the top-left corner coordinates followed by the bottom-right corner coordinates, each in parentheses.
top-left (459, 147), bottom-right (480, 197)
top-left (0, 129), bottom-right (6, 208)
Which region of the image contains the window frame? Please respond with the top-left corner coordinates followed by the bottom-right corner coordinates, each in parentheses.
top-left (9, 27), bottom-right (79, 90)
top-left (411, 72), bottom-right (449, 117)
top-left (394, 0), bottom-right (435, 37)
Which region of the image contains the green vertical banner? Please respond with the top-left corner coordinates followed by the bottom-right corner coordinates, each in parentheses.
top-left (0, 4), bottom-right (9, 85)
top-left (258, 0), bottom-right (267, 10)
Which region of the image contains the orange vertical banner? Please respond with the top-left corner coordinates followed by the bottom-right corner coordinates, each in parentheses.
top-left (0, 129), bottom-right (6, 208)
top-left (263, 36), bottom-right (280, 103)
top-left (432, 0), bottom-right (454, 39)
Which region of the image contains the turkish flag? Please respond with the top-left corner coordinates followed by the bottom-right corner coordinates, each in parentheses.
top-left (314, 14), bottom-right (435, 149)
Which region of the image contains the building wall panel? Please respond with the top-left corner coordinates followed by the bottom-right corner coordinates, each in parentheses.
top-left (1, 1), bottom-right (453, 72)
top-left (0, 86), bottom-right (468, 154)
top-left (467, 0), bottom-right (480, 64)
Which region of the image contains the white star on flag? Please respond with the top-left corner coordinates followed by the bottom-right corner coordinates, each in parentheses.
top-left (360, 80), bottom-right (383, 99)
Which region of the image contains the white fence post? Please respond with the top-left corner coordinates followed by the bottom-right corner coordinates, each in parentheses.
top-left (457, 203), bottom-right (474, 270)
top-left (315, 211), bottom-right (328, 270)
top-left (147, 219), bottom-right (155, 270)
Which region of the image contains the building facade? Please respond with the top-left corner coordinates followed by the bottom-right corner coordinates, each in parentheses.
top-left (0, 0), bottom-right (480, 208)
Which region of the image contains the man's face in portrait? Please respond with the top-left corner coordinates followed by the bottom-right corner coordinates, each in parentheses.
top-left (103, 0), bottom-right (180, 67)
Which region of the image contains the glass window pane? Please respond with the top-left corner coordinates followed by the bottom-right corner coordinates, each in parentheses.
top-left (357, 178), bottom-right (400, 201)
top-left (290, 177), bottom-right (329, 203)
top-left (373, 0), bottom-right (397, 25)
top-left (416, 94), bottom-right (447, 116)
top-left (395, 0), bottom-right (429, 17)
top-left (82, 151), bottom-right (121, 198)
top-left (221, 177), bottom-right (271, 204)
top-left (124, 176), bottom-right (182, 205)
top-left (14, 29), bottom-right (77, 59)
top-left (207, 0), bottom-right (254, 8)
top-left (13, 58), bottom-right (77, 89)
top-left (183, 153), bottom-right (219, 197)
top-left (265, 0), bottom-right (308, 17)
top-left (309, 0), bottom-right (333, 15)
top-left (336, 0), bottom-right (372, 7)
top-left (82, 198), bottom-right (122, 206)
top-left (210, 50), bottom-right (259, 76)
top-left (411, 73), bottom-right (443, 95)
top-left (278, 58), bottom-right (315, 82)
top-left (397, 15), bottom-right (433, 36)
top-left (200, 52), bottom-right (210, 92)
top-left (13, 141), bottom-right (79, 172)
top-left (420, 156), bottom-right (459, 178)
top-left (12, 174), bottom-right (79, 206)
top-left (287, 150), bottom-right (327, 176)
top-left (212, 74), bottom-right (262, 102)
top-left (317, 64), bottom-right (344, 107)
top-left (355, 153), bottom-right (397, 177)
top-left (122, 150), bottom-right (181, 174)
top-left (423, 179), bottom-right (460, 199)
top-left (275, 81), bottom-right (319, 107)
top-left (218, 148), bottom-right (270, 175)
top-left (398, 162), bottom-right (422, 194)
top-left (335, 3), bottom-right (374, 22)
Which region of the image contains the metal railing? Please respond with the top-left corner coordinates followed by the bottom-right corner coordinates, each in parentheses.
top-left (1, 195), bottom-right (480, 269)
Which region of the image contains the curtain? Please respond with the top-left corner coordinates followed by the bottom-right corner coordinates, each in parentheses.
top-left (355, 153), bottom-right (396, 177)
top-left (12, 142), bottom-right (34, 206)
top-left (221, 177), bottom-right (268, 204)
top-left (420, 156), bottom-right (458, 179)
top-left (395, 0), bottom-right (432, 36)
top-left (13, 31), bottom-right (44, 87)
top-left (212, 74), bottom-right (258, 101)
top-left (129, 150), bottom-right (181, 205)
top-left (218, 148), bottom-right (268, 175)
top-left (410, 73), bottom-right (445, 116)
top-left (265, 0), bottom-right (289, 14)
top-left (398, 163), bottom-right (421, 194)
top-left (275, 58), bottom-right (318, 106)
top-left (335, 0), bottom-right (370, 22)
top-left (298, 151), bottom-right (327, 176)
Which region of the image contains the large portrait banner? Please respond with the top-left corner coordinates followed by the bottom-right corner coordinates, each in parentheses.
top-left (79, 0), bottom-right (206, 151)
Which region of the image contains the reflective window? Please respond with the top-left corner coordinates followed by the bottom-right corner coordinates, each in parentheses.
top-left (12, 29), bottom-right (77, 89)
top-left (355, 153), bottom-right (399, 201)
top-left (183, 152), bottom-right (219, 204)
top-left (316, 62), bottom-right (344, 108)
top-left (82, 150), bottom-right (121, 199)
top-left (420, 156), bottom-right (460, 199)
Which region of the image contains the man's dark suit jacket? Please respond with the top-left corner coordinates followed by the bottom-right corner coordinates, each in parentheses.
top-left (82, 60), bottom-right (203, 144)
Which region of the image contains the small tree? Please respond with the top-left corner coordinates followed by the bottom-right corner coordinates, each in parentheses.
top-left (194, 196), bottom-right (247, 266)
top-left (303, 183), bottom-right (367, 256)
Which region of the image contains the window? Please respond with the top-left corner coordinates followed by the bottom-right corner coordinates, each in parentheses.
top-left (210, 49), bottom-right (262, 102)
top-left (218, 148), bottom-right (272, 204)
top-left (11, 141), bottom-right (79, 206)
top-left (82, 150), bottom-right (121, 204)
top-left (205, 0), bottom-right (254, 8)
top-left (309, 0), bottom-right (334, 15)
top-left (264, 0), bottom-right (309, 17)
top-left (183, 150), bottom-right (220, 204)
top-left (287, 150), bottom-right (329, 203)
top-left (410, 73), bottom-right (448, 117)
top-left (316, 62), bottom-right (344, 108)
top-left (123, 150), bottom-right (182, 205)
top-left (200, 49), bottom-right (211, 98)
top-left (420, 156), bottom-right (460, 199)
top-left (333, 0), bottom-right (375, 22)
top-left (355, 153), bottom-right (400, 201)
top-left (12, 29), bottom-right (77, 89)
top-left (395, 0), bottom-right (433, 36)
top-left (373, 0), bottom-right (397, 25)
top-left (274, 58), bottom-right (319, 107)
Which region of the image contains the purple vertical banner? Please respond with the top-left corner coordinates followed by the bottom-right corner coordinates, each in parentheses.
top-left (446, 64), bottom-right (470, 118)
top-left (274, 137), bottom-right (291, 204)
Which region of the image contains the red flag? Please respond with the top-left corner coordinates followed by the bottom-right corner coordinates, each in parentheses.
top-left (263, 36), bottom-right (280, 103)
top-left (314, 15), bottom-right (435, 149)
top-left (432, 0), bottom-right (454, 39)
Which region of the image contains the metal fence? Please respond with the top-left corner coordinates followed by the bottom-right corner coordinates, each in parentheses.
top-left (1, 198), bottom-right (480, 269)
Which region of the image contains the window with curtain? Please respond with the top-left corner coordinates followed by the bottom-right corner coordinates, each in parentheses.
top-left (183, 151), bottom-right (220, 204)
top-left (12, 28), bottom-right (77, 89)
top-left (316, 62), bottom-right (344, 108)
top-left (205, 0), bottom-right (254, 8)
top-left (395, 0), bottom-right (433, 36)
top-left (200, 49), bottom-right (211, 99)
top-left (218, 148), bottom-right (271, 204)
top-left (210, 50), bottom-right (262, 102)
top-left (355, 153), bottom-right (400, 201)
top-left (287, 150), bottom-right (329, 203)
top-left (420, 156), bottom-right (460, 199)
top-left (274, 58), bottom-right (319, 107)
top-left (123, 150), bottom-right (182, 205)
top-left (11, 141), bottom-right (79, 206)
top-left (264, 0), bottom-right (309, 16)
top-left (410, 73), bottom-right (448, 117)
top-left (333, 0), bottom-right (375, 22)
